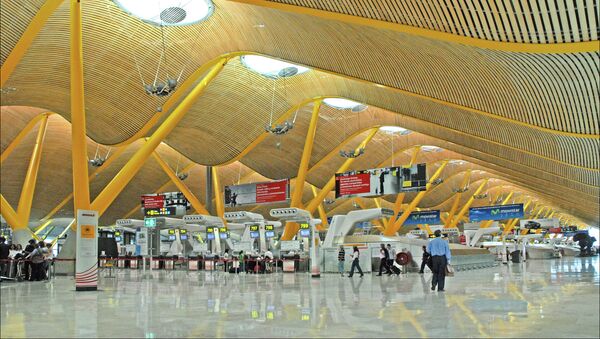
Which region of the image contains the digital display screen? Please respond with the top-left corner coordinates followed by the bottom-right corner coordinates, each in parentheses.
top-left (250, 231), bottom-right (260, 239)
top-left (219, 227), bottom-right (227, 233)
top-left (299, 223), bottom-right (309, 229)
top-left (115, 236), bottom-right (122, 242)
top-left (107, 234), bottom-right (114, 238)
top-left (207, 233), bottom-right (215, 240)
top-left (250, 225), bottom-right (259, 232)
top-left (220, 232), bottom-right (229, 239)
top-left (168, 235), bottom-right (176, 241)
top-left (180, 229), bottom-right (187, 234)
top-left (265, 225), bottom-right (274, 231)
top-left (114, 231), bottom-right (121, 236)
top-left (168, 229), bottom-right (175, 234)
top-left (180, 235), bottom-right (188, 240)
top-left (207, 227), bottom-right (214, 233)
top-left (300, 229), bottom-right (310, 237)
top-left (265, 230), bottom-right (275, 238)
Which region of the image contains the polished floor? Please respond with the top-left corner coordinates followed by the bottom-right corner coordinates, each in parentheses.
top-left (1, 257), bottom-right (598, 338)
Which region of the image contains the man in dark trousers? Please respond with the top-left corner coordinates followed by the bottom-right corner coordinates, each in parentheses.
top-left (419, 245), bottom-right (431, 273)
top-left (426, 230), bottom-right (452, 292)
top-left (23, 239), bottom-right (36, 281)
top-left (377, 244), bottom-right (392, 276)
top-left (0, 237), bottom-right (10, 278)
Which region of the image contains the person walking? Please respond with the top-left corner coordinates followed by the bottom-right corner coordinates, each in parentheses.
top-left (337, 246), bottom-right (345, 276)
top-left (386, 244), bottom-right (396, 269)
top-left (419, 245), bottom-right (431, 274)
top-left (377, 244), bottom-right (392, 276)
top-left (426, 230), bottom-right (451, 292)
top-left (348, 246), bottom-right (364, 278)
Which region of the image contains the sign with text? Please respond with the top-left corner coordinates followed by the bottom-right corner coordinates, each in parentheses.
top-left (76, 210), bottom-right (98, 291)
top-left (224, 179), bottom-right (290, 206)
top-left (141, 192), bottom-right (189, 216)
top-left (401, 210), bottom-right (441, 225)
top-left (469, 204), bottom-right (524, 222)
top-left (335, 164), bottom-right (427, 198)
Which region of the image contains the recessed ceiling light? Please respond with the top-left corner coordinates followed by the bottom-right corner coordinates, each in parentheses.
top-left (240, 55), bottom-right (309, 78)
top-left (379, 126), bottom-right (411, 135)
top-left (114, 0), bottom-right (214, 26)
top-left (421, 145), bottom-right (442, 152)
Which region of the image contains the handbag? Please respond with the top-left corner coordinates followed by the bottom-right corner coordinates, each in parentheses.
top-left (445, 264), bottom-right (455, 277)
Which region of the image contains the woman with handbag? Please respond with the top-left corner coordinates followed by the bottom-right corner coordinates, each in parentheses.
top-left (347, 246), bottom-right (364, 278)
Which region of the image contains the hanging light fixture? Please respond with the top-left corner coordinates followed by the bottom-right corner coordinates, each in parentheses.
top-left (88, 145), bottom-right (111, 168)
top-left (338, 99), bottom-right (367, 158)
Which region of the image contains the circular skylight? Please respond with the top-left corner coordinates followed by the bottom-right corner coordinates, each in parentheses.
top-left (114, 0), bottom-right (214, 26)
top-left (240, 55), bottom-right (309, 78)
top-left (421, 145), bottom-right (442, 152)
top-left (323, 98), bottom-right (367, 111)
top-left (379, 126), bottom-right (411, 135)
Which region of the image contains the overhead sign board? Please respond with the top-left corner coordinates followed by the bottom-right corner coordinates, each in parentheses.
top-left (335, 164), bottom-right (427, 198)
top-left (469, 204), bottom-right (524, 222)
top-left (224, 179), bottom-right (290, 206)
top-left (141, 192), bottom-right (189, 216)
top-left (400, 210), bottom-right (441, 226)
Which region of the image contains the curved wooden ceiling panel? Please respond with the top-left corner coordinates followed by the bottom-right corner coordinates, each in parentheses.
top-left (262, 0), bottom-right (599, 44)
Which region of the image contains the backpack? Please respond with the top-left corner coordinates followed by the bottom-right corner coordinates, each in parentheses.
top-left (30, 249), bottom-right (45, 264)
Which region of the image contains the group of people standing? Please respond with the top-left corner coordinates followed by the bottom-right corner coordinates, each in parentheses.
top-left (0, 237), bottom-right (53, 281)
top-left (335, 229), bottom-right (452, 292)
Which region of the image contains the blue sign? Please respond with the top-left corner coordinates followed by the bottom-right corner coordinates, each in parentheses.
top-left (400, 210), bottom-right (441, 226)
top-left (469, 204), bottom-right (524, 222)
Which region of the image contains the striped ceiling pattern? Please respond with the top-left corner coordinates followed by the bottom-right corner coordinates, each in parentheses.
top-left (267, 0), bottom-right (600, 43)
top-left (0, 0), bottom-right (598, 227)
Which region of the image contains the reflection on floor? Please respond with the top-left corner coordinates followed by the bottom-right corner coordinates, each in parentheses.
top-left (1, 257), bottom-right (598, 338)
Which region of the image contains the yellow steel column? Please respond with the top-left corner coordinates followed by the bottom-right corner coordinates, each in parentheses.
top-left (445, 170), bottom-right (472, 228)
top-left (533, 206), bottom-right (546, 219)
top-left (290, 99), bottom-right (321, 208)
top-left (384, 160), bottom-right (449, 235)
top-left (1, 195), bottom-right (19, 228)
top-left (152, 152), bottom-right (209, 215)
top-left (389, 146), bottom-right (420, 226)
top-left (91, 58), bottom-right (229, 215)
top-left (212, 167), bottom-right (225, 219)
top-left (15, 114), bottom-right (49, 228)
top-left (447, 178), bottom-right (489, 229)
top-left (282, 128), bottom-right (378, 240)
top-left (547, 211), bottom-right (555, 219)
top-left (480, 192), bottom-right (514, 228)
top-left (1, 113), bottom-right (54, 164)
top-left (70, 0), bottom-right (91, 215)
top-left (1, 0), bottom-right (64, 87)
top-left (311, 185), bottom-right (328, 230)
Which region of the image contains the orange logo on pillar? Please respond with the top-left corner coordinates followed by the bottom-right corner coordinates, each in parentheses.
top-left (81, 225), bottom-right (95, 238)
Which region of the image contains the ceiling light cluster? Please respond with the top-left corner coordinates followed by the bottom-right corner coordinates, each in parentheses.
top-left (421, 145), bottom-right (442, 152)
top-left (339, 148), bottom-right (365, 158)
top-left (241, 55), bottom-right (309, 78)
top-left (114, 0), bottom-right (214, 26)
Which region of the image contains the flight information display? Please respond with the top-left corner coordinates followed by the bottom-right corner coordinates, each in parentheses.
top-left (265, 231), bottom-right (275, 238)
top-left (250, 231), bottom-right (260, 239)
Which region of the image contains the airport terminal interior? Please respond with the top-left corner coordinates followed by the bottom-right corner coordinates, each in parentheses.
top-left (0, 0), bottom-right (599, 338)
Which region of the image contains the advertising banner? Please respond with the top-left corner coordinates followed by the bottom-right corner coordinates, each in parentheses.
top-left (469, 203), bottom-right (524, 222)
top-left (76, 210), bottom-right (98, 291)
top-left (141, 192), bottom-right (189, 216)
top-left (224, 179), bottom-right (290, 206)
top-left (519, 218), bottom-right (559, 229)
top-left (401, 210), bottom-right (441, 225)
top-left (335, 164), bottom-right (427, 198)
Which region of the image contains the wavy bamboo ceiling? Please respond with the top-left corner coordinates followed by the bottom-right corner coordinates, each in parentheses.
top-left (0, 0), bottom-right (598, 228)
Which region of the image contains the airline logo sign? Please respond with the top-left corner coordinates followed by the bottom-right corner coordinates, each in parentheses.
top-left (224, 179), bottom-right (290, 206)
top-left (469, 204), bottom-right (524, 222)
top-left (76, 210), bottom-right (98, 291)
top-left (400, 210), bottom-right (441, 226)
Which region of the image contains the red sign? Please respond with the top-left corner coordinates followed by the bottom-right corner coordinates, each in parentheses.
top-left (256, 180), bottom-right (288, 204)
top-left (142, 195), bottom-right (165, 209)
top-left (336, 173), bottom-right (370, 197)
top-left (549, 227), bottom-right (562, 234)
